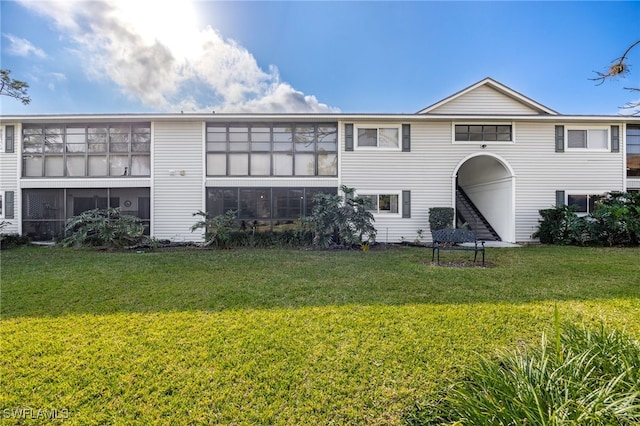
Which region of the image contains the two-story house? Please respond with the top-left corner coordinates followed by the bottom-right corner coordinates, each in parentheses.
top-left (2, 78), bottom-right (639, 243)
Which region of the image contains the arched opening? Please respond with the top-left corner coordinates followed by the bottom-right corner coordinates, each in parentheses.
top-left (452, 153), bottom-right (515, 243)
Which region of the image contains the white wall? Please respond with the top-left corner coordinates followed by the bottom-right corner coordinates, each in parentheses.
top-left (0, 123), bottom-right (20, 234)
top-left (153, 121), bottom-right (205, 241)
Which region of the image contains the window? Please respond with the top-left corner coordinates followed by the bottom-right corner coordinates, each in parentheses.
top-left (22, 123), bottom-right (151, 177)
top-left (206, 123), bottom-right (337, 177)
top-left (567, 193), bottom-right (604, 215)
top-left (360, 192), bottom-right (400, 215)
top-left (627, 125), bottom-right (640, 177)
top-left (454, 124), bottom-right (513, 142)
top-left (565, 127), bottom-right (609, 150)
top-left (355, 126), bottom-right (400, 149)
top-left (22, 188), bottom-right (150, 241)
top-left (0, 193), bottom-right (2, 217)
top-left (206, 187), bottom-right (337, 230)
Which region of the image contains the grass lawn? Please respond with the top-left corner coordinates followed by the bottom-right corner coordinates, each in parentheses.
top-left (1, 245), bottom-right (639, 424)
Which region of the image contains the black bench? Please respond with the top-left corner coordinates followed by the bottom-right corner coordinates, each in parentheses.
top-left (431, 228), bottom-right (485, 266)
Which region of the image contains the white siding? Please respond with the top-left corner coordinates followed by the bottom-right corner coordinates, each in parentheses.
top-left (340, 120), bottom-right (625, 243)
top-left (507, 122), bottom-right (624, 242)
top-left (153, 121), bottom-right (204, 241)
top-left (341, 120), bottom-right (455, 243)
top-left (0, 123), bottom-right (19, 233)
top-left (427, 85), bottom-right (540, 115)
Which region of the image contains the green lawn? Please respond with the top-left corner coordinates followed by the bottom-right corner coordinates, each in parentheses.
top-left (1, 245), bottom-right (639, 425)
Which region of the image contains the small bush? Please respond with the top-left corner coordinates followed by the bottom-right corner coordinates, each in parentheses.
top-left (191, 210), bottom-right (240, 248)
top-left (407, 323), bottom-right (640, 425)
top-left (62, 208), bottom-right (145, 248)
top-left (428, 208), bottom-right (454, 232)
top-left (534, 205), bottom-right (586, 245)
top-left (0, 233), bottom-right (30, 249)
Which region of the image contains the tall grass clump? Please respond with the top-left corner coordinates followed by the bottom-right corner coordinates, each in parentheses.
top-left (408, 322), bottom-right (640, 425)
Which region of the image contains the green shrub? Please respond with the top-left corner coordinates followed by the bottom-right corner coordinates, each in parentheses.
top-left (534, 205), bottom-right (587, 245)
top-left (587, 191), bottom-right (640, 246)
top-left (407, 323), bottom-right (640, 425)
top-left (0, 233), bottom-right (29, 249)
top-left (428, 207), bottom-right (454, 232)
top-left (535, 192), bottom-right (640, 246)
top-left (191, 210), bottom-right (240, 248)
top-left (305, 186), bottom-right (376, 248)
top-left (62, 207), bottom-right (145, 248)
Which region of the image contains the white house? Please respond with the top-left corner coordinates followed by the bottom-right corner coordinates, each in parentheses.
top-left (1, 78), bottom-right (639, 243)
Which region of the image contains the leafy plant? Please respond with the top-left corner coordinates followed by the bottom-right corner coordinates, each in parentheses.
top-left (305, 186), bottom-right (376, 248)
top-left (535, 192), bottom-right (640, 246)
top-left (191, 210), bottom-right (240, 248)
top-left (534, 205), bottom-right (587, 245)
top-left (586, 191), bottom-right (640, 246)
top-left (428, 208), bottom-right (454, 232)
top-left (409, 322), bottom-right (640, 425)
top-left (62, 207), bottom-right (145, 248)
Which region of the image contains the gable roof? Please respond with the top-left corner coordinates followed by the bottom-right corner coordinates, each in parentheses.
top-left (417, 77), bottom-right (558, 115)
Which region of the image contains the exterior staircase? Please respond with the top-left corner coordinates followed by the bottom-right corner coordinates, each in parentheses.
top-left (456, 186), bottom-right (501, 241)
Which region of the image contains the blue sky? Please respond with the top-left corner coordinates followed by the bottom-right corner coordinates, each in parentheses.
top-left (1, 1), bottom-right (639, 116)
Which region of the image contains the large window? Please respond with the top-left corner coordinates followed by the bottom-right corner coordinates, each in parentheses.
top-left (627, 125), bottom-right (640, 177)
top-left (565, 127), bottom-right (609, 150)
top-left (206, 187), bottom-right (336, 230)
top-left (22, 188), bottom-right (150, 240)
top-left (22, 123), bottom-right (151, 177)
top-left (206, 123), bottom-right (337, 177)
top-left (454, 124), bottom-right (512, 142)
top-left (355, 126), bottom-right (400, 149)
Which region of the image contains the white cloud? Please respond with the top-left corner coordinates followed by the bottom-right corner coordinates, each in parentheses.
top-left (18, 0), bottom-right (338, 113)
top-left (3, 33), bottom-right (47, 59)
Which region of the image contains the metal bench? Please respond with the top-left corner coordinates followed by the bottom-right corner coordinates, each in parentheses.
top-left (431, 228), bottom-right (485, 266)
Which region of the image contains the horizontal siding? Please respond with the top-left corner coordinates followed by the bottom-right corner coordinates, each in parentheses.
top-left (153, 121), bottom-right (204, 241)
top-left (340, 120), bottom-right (625, 243)
top-left (509, 122), bottom-right (624, 241)
top-left (0, 124), bottom-right (19, 233)
top-left (428, 85), bottom-right (540, 115)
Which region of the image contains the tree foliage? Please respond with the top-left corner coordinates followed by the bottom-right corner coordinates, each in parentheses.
top-left (0, 69), bottom-right (31, 105)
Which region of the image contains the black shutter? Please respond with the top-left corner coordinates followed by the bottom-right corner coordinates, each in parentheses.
top-left (5, 191), bottom-right (15, 219)
top-left (402, 190), bottom-right (411, 218)
top-left (555, 190), bottom-right (565, 207)
top-left (345, 124), bottom-right (354, 151)
top-left (555, 125), bottom-right (564, 152)
top-left (5, 125), bottom-right (14, 153)
top-left (611, 125), bottom-right (620, 153)
top-left (402, 124), bottom-right (411, 152)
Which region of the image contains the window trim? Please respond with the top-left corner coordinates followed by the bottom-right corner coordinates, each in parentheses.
top-left (356, 191), bottom-right (402, 216)
top-left (565, 126), bottom-right (610, 152)
top-left (452, 122), bottom-right (515, 144)
top-left (353, 124), bottom-right (402, 151)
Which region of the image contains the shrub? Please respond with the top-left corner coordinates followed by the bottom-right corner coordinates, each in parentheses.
top-left (534, 205), bottom-right (587, 245)
top-left (305, 186), bottom-right (376, 248)
top-left (586, 191), bottom-right (640, 246)
top-left (535, 192), bottom-right (640, 246)
top-left (428, 207), bottom-right (454, 232)
top-left (407, 323), bottom-right (640, 425)
top-left (62, 208), bottom-right (145, 248)
top-left (191, 210), bottom-right (240, 248)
